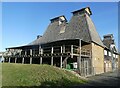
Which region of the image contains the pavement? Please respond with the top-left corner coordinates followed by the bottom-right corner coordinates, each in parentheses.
top-left (84, 70), bottom-right (120, 87)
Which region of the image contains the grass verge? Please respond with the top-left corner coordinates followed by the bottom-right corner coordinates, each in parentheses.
top-left (2, 63), bottom-right (87, 87)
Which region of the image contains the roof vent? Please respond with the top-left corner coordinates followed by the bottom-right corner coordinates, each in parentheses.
top-left (72, 7), bottom-right (92, 16)
top-left (103, 34), bottom-right (113, 39)
top-left (50, 15), bottom-right (67, 24)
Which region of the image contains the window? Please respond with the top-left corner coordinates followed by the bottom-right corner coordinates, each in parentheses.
top-left (104, 50), bottom-right (107, 55)
top-left (113, 54), bottom-right (115, 58)
top-left (109, 52), bottom-right (111, 56)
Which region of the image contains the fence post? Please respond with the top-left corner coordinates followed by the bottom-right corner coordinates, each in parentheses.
top-left (71, 45), bottom-right (73, 58)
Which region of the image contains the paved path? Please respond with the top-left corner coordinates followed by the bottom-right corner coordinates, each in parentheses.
top-left (85, 70), bottom-right (120, 87)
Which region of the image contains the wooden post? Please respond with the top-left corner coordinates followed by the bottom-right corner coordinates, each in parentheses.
top-left (39, 45), bottom-right (43, 64)
top-left (63, 45), bottom-right (65, 53)
top-left (111, 50), bottom-right (114, 71)
top-left (30, 49), bottom-right (32, 64)
top-left (51, 47), bottom-right (53, 66)
top-left (30, 57), bottom-right (32, 64)
top-left (15, 58), bottom-right (17, 63)
top-left (77, 39), bottom-right (81, 73)
top-left (23, 50), bottom-right (27, 64)
top-left (20, 50), bottom-right (22, 56)
top-left (60, 46), bottom-right (63, 68)
top-left (39, 45), bottom-right (41, 55)
top-left (71, 45), bottom-right (73, 58)
top-left (39, 45), bottom-right (41, 64)
top-left (2, 55), bottom-right (4, 63)
top-left (63, 56), bottom-right (69, 68)
top-left (40, 57), bottom-right (42, 64)
top-left (51, 57), bottom-right (53, 66)
top-left (8, 57), bottom-right (11, 63)
top-left (25, 51), bottom-right (27, 56)
top-left (22, 57), bottom-right (24, 64)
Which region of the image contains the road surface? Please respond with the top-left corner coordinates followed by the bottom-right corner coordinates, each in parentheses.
top-left (85, 70), bottom-right (120, 87)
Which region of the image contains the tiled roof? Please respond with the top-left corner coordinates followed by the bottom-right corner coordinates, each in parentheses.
top-left (29, 7), bottom-right (104, 47)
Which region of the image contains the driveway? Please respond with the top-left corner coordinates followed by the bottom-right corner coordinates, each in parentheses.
top-left (85, 70), bottom-right (120, 87)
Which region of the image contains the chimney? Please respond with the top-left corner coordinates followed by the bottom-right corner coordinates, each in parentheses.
top-left (37, 35), bottom-right (42, 39)
top-left (72, 7), bottom-right (92, 16)
top-left (103, 34), bottom-right (113, 39)
top-left (103, 34), bottom-right (115, 47)
top-left (50, 15), bottom-right (67, 24)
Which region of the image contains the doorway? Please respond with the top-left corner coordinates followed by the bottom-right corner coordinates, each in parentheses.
top-left (81, 57), bottom-right (91, 76)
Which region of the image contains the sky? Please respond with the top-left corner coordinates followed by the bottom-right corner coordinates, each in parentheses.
top-left (1, 2), bottom-right (118, 51)
top-left (118, 2), bottom-right (120, 52)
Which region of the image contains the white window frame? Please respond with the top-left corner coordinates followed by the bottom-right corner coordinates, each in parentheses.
top-left (109, 52), bottom-right (111, 56)
top-left (113, 54), bottom-right (115, 58)
top-left (116, 55), bottom-right (118, 58)
top-left (104, 50), bottom-right (107, 55)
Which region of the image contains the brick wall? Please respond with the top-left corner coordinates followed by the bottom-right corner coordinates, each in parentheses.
top-left (81, 44), bottom-right (92, 50)
top-left (91, 43), bottom-right (104, 74)
top-left (81, 43), bottom-right (104, 75)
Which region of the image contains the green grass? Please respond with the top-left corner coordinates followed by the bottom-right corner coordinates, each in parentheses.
top-left (2, 63), bottom-right (87, 87)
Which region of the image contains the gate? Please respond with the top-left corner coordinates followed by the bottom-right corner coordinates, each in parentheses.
top-left (81, 57), bottom-right (92, 76)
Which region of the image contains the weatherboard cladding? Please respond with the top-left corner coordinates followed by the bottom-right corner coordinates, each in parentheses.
top-left (29, 7), bottom-right (104, 47)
